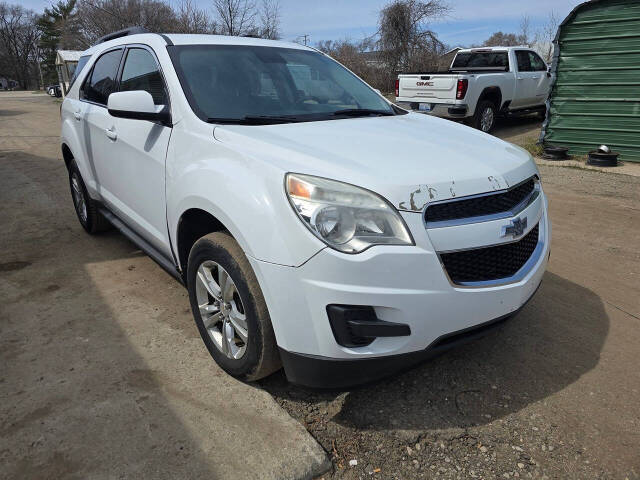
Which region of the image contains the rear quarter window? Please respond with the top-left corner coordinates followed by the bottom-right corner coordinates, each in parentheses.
top-left (68, 55), bottom-right (91, 91)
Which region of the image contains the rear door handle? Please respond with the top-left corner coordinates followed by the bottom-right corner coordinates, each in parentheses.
top-left (105, 127), bottom-right (117, 140)
top-left (531, 76), bottom-right (540, 80)
top-left (73, 110), bottom-right (82, 120)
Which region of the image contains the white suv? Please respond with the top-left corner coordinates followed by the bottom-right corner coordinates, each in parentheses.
top-left (60, 29), bottom-right (550, 388)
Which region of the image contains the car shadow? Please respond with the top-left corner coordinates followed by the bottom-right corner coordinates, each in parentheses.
top-left (261, 271), bottom-right (608, 432)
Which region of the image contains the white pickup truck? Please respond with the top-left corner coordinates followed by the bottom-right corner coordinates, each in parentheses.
top-left (396, 46), bottom-right (551, 132)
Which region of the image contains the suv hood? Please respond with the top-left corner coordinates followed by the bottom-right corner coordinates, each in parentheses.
top-left (213, 112), bottom-right (538, 212)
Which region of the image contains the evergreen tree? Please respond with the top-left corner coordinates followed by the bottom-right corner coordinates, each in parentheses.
top-left (37, 0), bottom-right (79, 85)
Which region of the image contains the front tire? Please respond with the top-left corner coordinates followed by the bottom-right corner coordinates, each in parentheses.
top-left (472, 100), bottom-right (497, 133)
top-left (187, 232), bottom-right (280, 381)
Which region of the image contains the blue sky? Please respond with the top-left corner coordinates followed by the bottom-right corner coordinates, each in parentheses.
top-left (20, 0), bottom-right (584, 47)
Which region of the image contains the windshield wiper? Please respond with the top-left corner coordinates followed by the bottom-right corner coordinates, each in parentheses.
top-left (206, 115), bottom-right (303, 125)
top-left (331, 108), bottom-right (395, 117)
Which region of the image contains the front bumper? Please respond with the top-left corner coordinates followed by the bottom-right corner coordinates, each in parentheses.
top-left (279, 283), bottom-right (540, 388)
top-left (249, 196), bottom-right (550, 387)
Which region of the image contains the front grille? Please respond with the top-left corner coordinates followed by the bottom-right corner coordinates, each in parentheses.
top-left (426, 178), bottom-right (536, 223)
top-left (440, 224), bottom-right (539, 284)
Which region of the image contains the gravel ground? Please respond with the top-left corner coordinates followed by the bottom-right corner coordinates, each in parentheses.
top-left (260, 166), bottom-right (640, 479)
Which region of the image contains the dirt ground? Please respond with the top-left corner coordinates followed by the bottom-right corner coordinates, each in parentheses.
top-left (0, 93), bottom-right (329, 479)
top-left (2, 93), bottom-right (640, 480)
top-left (261, 163), bottom-right (640, 479)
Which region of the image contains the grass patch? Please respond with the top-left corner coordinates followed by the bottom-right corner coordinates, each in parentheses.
top-left (522, 141), bottom-right (543, 157)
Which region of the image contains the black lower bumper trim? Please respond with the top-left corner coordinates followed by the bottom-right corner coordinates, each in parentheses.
top-left (327, 304), bottom-right (410, 348)
top-left (447, 106), bottom-right (468, 116)
top-left (280, 281), bottom-right (542, 389)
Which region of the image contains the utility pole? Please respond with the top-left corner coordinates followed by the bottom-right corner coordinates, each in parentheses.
top-left (296, 34), bottom-right (309, 46)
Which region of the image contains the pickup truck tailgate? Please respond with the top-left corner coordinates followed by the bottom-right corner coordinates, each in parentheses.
top-left (398, 74), bottom-right (457, 103)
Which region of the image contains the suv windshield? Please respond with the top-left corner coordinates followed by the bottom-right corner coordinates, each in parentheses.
top-left (169, 45), bottom-right (395, 124)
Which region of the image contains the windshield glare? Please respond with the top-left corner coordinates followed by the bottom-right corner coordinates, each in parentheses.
top-left (169, 45), bottom-right (394, 122)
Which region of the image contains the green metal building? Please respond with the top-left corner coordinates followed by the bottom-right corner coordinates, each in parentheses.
top-left (541, 0), bottom-right (640, 162)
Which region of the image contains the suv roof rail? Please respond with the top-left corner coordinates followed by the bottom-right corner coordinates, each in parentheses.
top-left (97, 26), bottom-right (149, 44)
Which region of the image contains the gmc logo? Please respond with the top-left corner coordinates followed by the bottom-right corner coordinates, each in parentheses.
top-left (416, 81), bottom-right (434, 86)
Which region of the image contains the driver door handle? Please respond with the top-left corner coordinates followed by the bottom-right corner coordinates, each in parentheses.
top-left (73, 110), bottom-right (82, 120)
top-left (105, 127), bottom-right (117, 140)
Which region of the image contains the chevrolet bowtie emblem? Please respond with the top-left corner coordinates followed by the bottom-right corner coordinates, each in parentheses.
top-left (502, 217), bottom-right (527, 238)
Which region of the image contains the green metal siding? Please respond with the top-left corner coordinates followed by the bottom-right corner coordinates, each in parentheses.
top-left (543, 0), bottom-right (640, 162)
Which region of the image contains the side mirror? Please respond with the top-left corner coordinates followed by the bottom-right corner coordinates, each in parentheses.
top-left (107, 90), bottom-right (171, 126)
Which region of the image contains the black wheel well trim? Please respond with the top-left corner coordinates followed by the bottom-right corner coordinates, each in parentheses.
top-left (176, 208), bottom-right (228, 274)
top-left (477, 87), bottom-right (502, 110)
top-left (61, 143), bottom-right (74, 168)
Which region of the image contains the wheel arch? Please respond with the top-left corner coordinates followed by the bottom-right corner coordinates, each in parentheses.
top-left (176, 207), bottom-right (228, 273)
top-left (478, 86), bottom-right (503, 109)
top-left (61, 143), bottom-right (74, 169)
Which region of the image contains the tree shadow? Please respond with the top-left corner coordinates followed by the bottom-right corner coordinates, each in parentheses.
top-left (1, 151), bottom-right (329, 479)
top-left (0, 109), bottom-right (26, 117)
top-left (262, 272), bottom-right (608, 432)
top-left (0, 151), bottom-right (218, 479)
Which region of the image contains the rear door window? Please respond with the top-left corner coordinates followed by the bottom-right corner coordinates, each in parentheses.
top-left (515, 51), bottom-right (532, 72)
top-left (81, 49), bottom-right (123, 105)
top-left (119, 48), bottom-right (168, 105)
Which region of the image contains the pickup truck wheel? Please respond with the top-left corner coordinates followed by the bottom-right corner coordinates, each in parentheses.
top-left (187, 232), bottom-right (280, 381)
top-left (68, 161), bottom-right (111, 234)
top-left (473, 100), bottom-right (497, 133)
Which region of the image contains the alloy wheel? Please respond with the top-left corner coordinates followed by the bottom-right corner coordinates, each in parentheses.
top-left (71, 173), bottom-right (87, 223)
top-left (195, 260), bottom-right (248, 359)
top-left (481, 107), bottom-right (495, 132)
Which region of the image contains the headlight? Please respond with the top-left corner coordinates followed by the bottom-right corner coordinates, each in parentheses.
top-left (285, 173), bottom-right (414, 253)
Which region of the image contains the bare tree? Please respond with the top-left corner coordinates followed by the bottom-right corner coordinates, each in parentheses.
top-left (535, 11), bottom-right (561, 62)
top-left (482, 31), bottom-right (520, 47)
top-left (377, 0), bottom-right (449, 78)
top-left (175, 0), bottom-right (215, 34)
top-left (75, 0), bottom-right (178, 46)
top-left (258, 0), bottom-right (280, 39)
top-left (212, 0), bottom-right (256, 36)
top-left (317, 38), bottom-right (369, 76)
top-left (519, 14), bottom-right (532, 46)
top-left (482, 14), bottom-right (533, 48)
top-left (0, 2), bottom-right (40, 89)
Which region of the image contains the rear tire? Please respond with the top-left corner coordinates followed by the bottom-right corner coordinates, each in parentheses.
top-left (68, 160), bottom-right (111, 234)
top-left (472, 100), bottom-right (497, 133)
top-left (187, 232), bottom-right (281, 381)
